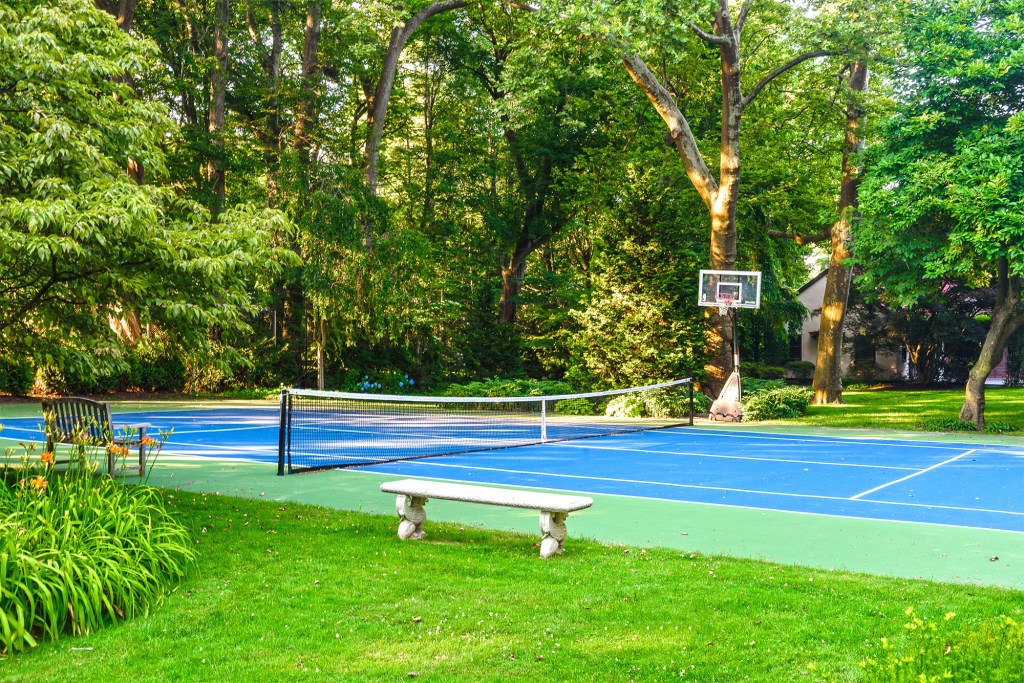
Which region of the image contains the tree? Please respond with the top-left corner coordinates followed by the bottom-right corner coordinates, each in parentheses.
top-left (0, 0), bottom-right (292, 375)
top-left (856, 0), bottom-right (1024, 428)
top-left (609, 0), bottom-right (829, 393)
top-left (810, 60), bottom-right (868, 403)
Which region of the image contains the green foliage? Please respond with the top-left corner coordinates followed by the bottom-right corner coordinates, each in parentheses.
top-left (552, 397), bottom-right (594, 415)
top-left (785, 360), bottom-right (815, 380)
top-left (744, 364), bottom-right (788, 380)
top-left (343, 370), bottom-right (417, 395)
top-left (0, 443), bottom-right (193, 655)
top-left (920, 418), bottom-right (1017, 435)
top-left (857, 0), bottom-right (1024, 305)
top-left (605, 388), bottom-right (697, 418)
top-left (0, 357), bottom-right (34, 396)
top-left (819, 608), bottom-right (1024, 683)
top-left (919, 418), bottom-right (980, 433)
top-left (0, 0), bottom-right (294, 372)
top-left (605, 394), bottom-right (644, 418)
top-left (742, 386), bottom-right (812, 421)
top-left (442, 378), bottom-right (573, 398)
top-left (742, 378), bottom-right (787, 396)
top-left (131, 341), bottom-right (186, 393)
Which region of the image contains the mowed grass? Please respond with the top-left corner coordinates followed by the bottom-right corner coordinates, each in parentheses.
top-left (795, 387), bottom-right (1024, 434)
top-left (2, 492), bottom-right (1021, 682)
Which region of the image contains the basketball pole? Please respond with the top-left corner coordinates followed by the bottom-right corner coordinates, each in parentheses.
top-left (730, 306), bottom-right (741, 398)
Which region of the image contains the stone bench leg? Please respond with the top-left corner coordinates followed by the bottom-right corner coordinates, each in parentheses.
top-left (539, 511), bottom-right (568, 558)
top-left (395, 495), bottom-right (428, 540)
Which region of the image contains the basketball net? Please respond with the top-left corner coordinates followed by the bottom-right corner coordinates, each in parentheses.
top-left (716, 293), bottom-right (736, 316)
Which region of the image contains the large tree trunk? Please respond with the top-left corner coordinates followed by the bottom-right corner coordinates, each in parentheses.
top-left (624, 2), bottom-right (827, 396)
top-left (813, 60), bottom-right (869, 404)
top-left (960, 261), bottom-right (1024, 428)
top-left (205, 0), bottom-right (229, 218)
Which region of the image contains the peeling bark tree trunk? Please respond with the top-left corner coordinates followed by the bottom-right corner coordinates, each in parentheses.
top-left (205, 0), bottom-right (229, 219)
top-left (812, 60), bottom-right (869, 405)
top-left (362, 1), bottom-right (467, 250)
top-left (622, 1), bottom-right (827, 395)
top-left (960, 261), bottom-right (1024, 428)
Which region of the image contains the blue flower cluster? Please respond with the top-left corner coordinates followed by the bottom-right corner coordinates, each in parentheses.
top-left (357, 376), bottom-right (382, 391)
top-left (351, 372), bottom-right (415, 393)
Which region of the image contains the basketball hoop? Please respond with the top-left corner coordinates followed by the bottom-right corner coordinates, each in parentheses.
top-left (715, 293), bottom-right (736, 316)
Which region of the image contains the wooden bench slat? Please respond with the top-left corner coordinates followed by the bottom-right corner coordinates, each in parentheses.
top-left (41, 397), bottom-right (149, 477)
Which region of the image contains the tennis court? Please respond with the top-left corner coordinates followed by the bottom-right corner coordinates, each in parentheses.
top-left (2, 402), bottom-right (1021, 534)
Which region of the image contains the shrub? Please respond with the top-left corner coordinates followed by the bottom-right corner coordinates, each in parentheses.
top-left (741, 377), bottom-right (786, 397)
top-left (605, 394), bottom-right (644, 418)
top-left (920, 418), bottom-right (979, 433)
top-left (553, 397), bottom-right (594, 415)
top-left (442, 378), bottom-right (573, 398)
top-left (742, 386), bottom-right (811, 421)
top-left (132, 343), bottom-right (186, 393)
top-left (756, 365), bottom-right (787, 379)
top-left (690, 390), bottom-right (712, 414)
top-left (920, 418), bottom-right (1019, 435)
top-left (0, 443), bottom-right (194, 655)
top-left (844, 360), bottom-right (884, 383)
top-left (784, 360), bottom-right (815, 380)
top-left (344, 369), bottom-right (419, 395)
top-left (0, 357), bottom-right (34, 396)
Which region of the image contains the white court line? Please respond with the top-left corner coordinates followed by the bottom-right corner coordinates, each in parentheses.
top-left (388, 459), bottom-right (1023, 518)
top-left (361, 470), bottom-right (1023, 534)
top-left (161, 441), bottom-right (277, 455)
top-left (168, 424), bottom-right (278, 436)
top-left (668, 427), bottom-right (1022, 453)
top-left (552, 442), bottom-right (918, 471)
top-left (850, 450), bottom-right (978, 500)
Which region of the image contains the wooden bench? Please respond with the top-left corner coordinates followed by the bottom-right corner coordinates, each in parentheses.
top-left (380, 479), bottom-right (594, 558)
top-left (41, 397), bottom-right (151, 476)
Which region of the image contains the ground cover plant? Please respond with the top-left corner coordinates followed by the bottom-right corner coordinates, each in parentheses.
top-left (0, 492), bottom-right (1020, 681)
top-left (0, 443), bottom-right (194, 655)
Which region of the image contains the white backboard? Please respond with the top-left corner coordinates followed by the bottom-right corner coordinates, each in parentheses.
top-left (698, 270), bottom-right (762, 309)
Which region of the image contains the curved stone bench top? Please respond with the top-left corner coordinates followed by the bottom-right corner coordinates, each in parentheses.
top-left (380, 479), bottom-right (593, 513)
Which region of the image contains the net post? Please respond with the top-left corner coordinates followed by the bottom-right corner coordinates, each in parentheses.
top-left (689, 380), bottom-right (694, 426)
top-left (540, 399), bottom-right (548, 443)
top-left (277, 389), bottom-right (289, 476)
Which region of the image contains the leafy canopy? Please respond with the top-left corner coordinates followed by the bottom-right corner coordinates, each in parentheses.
top-left (0, 0), bottom-right (293, 371)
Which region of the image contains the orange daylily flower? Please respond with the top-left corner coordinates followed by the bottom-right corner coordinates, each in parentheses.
top-left (40, 451), bottom-right (55, 465)
top-left (31, 476), bottom-right (47, 491)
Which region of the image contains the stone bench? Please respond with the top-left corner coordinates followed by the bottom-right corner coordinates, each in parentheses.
top-left (379, 479), bottom-right (594, 558)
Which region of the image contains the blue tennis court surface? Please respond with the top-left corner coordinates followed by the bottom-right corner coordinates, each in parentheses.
top-left (2, 406), bottom-right (1022, 533)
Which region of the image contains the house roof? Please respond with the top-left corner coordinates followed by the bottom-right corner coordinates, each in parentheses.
top-left (798, 269), bottom-right (829, 294)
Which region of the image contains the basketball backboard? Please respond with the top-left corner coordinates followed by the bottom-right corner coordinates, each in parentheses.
top-left (698, 270), bottom-right (762, 309)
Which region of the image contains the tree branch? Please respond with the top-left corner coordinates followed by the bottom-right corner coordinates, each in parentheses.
top-left (768, 229), bottom-right (830, 245)
top-left (690, 23), bottom-right (730, 46)
top-left (736, 0), bottom-right (753, 34)
top-left (622, 53), bottom-right (718, 208)
top-left (743, 50), bottom-right (831, 109)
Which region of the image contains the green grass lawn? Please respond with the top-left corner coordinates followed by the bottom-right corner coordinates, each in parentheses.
top-left (787, 387), bottom-right (1024, 434)
top-left (1, 492), bottom-right (1022, 682)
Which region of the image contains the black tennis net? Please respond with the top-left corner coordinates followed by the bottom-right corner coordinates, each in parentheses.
top-left (277, 378), bottom-right (694, 474)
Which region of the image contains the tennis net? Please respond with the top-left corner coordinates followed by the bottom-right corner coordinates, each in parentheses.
top-left (277, 378), bottom-right (694, 473)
